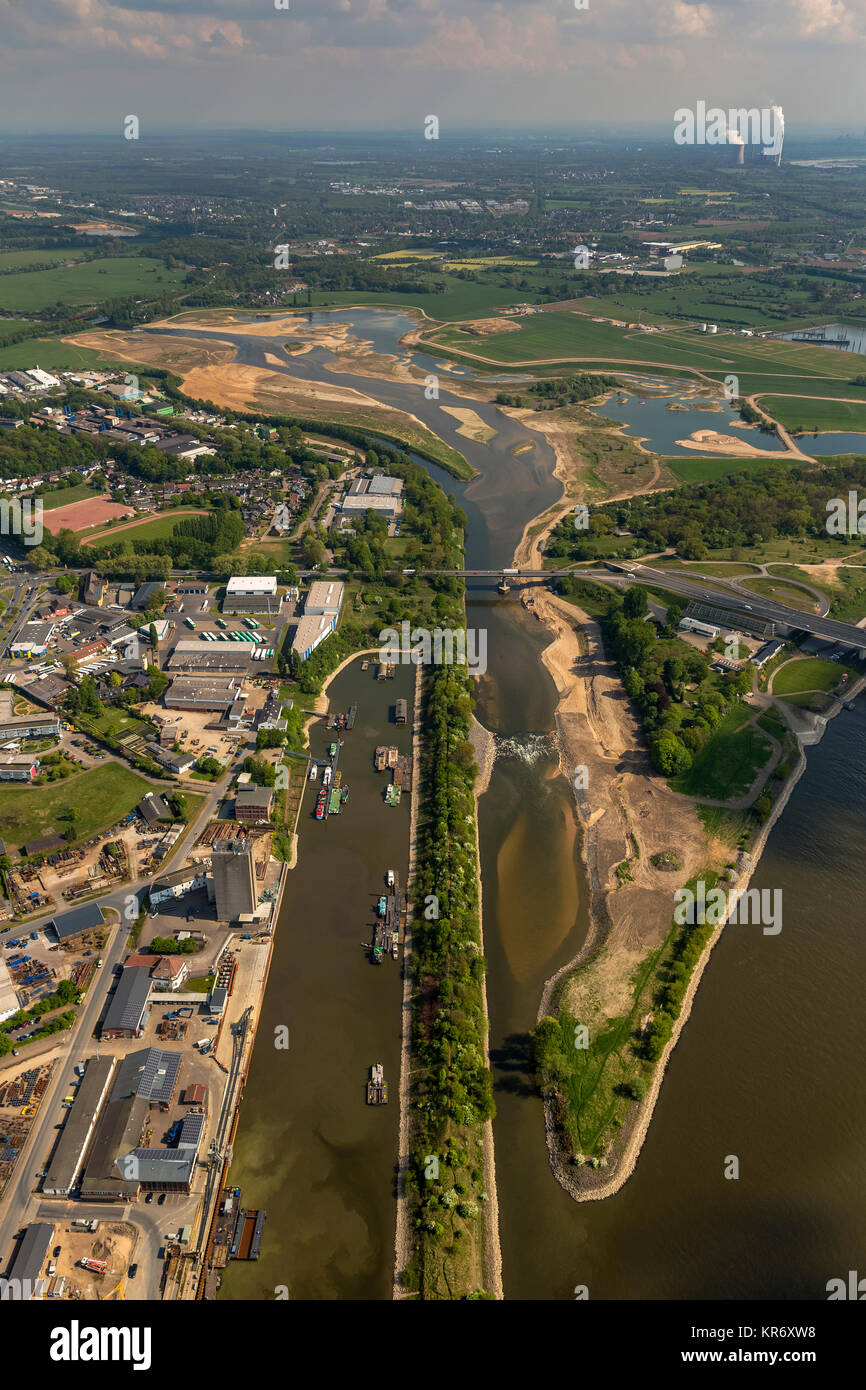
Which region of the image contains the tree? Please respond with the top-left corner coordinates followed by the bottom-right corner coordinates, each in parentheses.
top-left (623, 586), bottom-right (648, 619)
top-left (650, 730), bottom-right (692, 776)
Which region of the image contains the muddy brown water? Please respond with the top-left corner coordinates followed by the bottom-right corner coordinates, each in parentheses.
top-left (206, 310), bottom-right (865, 1300)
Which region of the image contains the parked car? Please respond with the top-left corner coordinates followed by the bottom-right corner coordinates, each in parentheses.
top-left (127, 1264), bottom-right (138, 1279)
top-left (145, 1192), bottom-right (153, 1204)
top-left (157, 1193), bottom-right (166, 1205)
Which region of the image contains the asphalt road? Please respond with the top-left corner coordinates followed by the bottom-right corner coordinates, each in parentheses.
top-left (0, 752), bottom-right (241, 1285)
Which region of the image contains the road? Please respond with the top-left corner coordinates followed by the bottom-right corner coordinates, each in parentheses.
top-left (0, 749), bottom-right (243, 1284)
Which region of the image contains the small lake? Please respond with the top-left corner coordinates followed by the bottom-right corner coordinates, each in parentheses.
top-left (589, 387), bottom-right (787, 457)
top-left (795, 432), bottom-right (866, 457)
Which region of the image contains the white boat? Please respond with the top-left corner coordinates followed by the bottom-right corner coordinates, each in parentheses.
top-left (309, 764), bottom-right (318, 781)
top-left (386, 869), bottom-right (395, 888)
top-left (371, 1063), bottom-right (383, 1084)
top-left (322, 766), bottom-right (332, 787)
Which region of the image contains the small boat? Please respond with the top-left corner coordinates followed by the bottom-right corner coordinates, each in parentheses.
top-left (377, 895), bottom-right (387, 917)
top-left (361, 660), bottom-right (369, 671)
top-left (386, 869), bottom-right (395, 888)
top-left (374, 747), bottom-right (387, 772)
top-left (391, 934), bottom-right (399, 959)
top-left (371, 1063), bottom-right (383, 1084)
top-left (322, 766), bottom-right (332, 787)
top-left (341, 786), bottom-right (349, 803)
top-left (328, 742), bottom-right (338, 758)
top-left (308, 764), bottom-right (318, 782)
top-left (367, 1064), bottom-right (387, 1103)
top-left (315, 791), bottom-right (326, 821)
top-left (334, 770), bottom-right (342, 788)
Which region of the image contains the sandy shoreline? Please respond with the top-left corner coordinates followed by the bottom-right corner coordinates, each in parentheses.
top-left (513, 420), bottom-right (847, 1202)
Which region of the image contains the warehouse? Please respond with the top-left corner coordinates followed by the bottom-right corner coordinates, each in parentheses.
top-left (235, 786), bottom-right (274, 824)
top-left (42, 1057), bottom-right (116, 1197)
top-left (101, 965), bottom-right (152, 1040)
top-left (48, 900), bottom-right (105, 945)
top-left (150, 863), bottom-right (208, 906)
top-left (167, 642), bottom-right (251, 674)
top-left (138, 791), bottom-right (172, 827)
top-left (145, 742), bottom-right (196, 774)
top-left (115, 1046), bottom-right (181, 1111)
top-left (222, 575), bottom-right (282, 615)
top-left (164, 674), bottom-right (246, 712)
top-left (4, 1223), bottom-right (54, 1299)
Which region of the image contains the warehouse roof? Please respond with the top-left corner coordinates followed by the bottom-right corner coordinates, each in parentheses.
top-left (101, 966), bottom-right (152, 1035)
top-left (7, 1223), bottom-right (53, 1297)
top-left (115, 1047), bottom-right (181, 1106)
top-left (49, 901), bottom-right (105, 941)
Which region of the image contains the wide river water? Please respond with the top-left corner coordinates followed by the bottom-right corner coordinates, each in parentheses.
top-left (164, 309), bottom-right (866, 1300)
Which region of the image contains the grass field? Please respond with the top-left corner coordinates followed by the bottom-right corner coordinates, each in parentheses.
top-left (765, 563), bottom-right (866, 623)
top-left (0, 338), bottom-right (128, 372)
top-left (664, 455), bottom-right (792, 484)
top-left (0, 257), bottom-right (185, 313)
top-left (758, 395), bottom-right (866, 435)
top-left (308, 275), bottom-right (546, 322)
top-left (0, 763), bottom-right (155, 851)
top-left (739, 576), bottom-right (821, 611)
top-left (670, 704), bottom-right (772, 801)
top-left (39, 482), bottom-right (101, 510)
top-left (428, 311), bottom-right (866, 396)
top-left (771, 657), bottom-right (857, 696)
top-left (0, 248), bottom-right (92, 272)
top-left (82, 508), bottom-right (211, 547)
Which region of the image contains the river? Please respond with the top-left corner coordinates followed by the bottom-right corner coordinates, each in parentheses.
top-left (170, 308), bottom-right (864, 1300)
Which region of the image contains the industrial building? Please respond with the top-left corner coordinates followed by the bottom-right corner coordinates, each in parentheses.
top-left (234, 786), bottom-right (274, 824)
top-left (4, 1223), bottom-right (54, 1299)
top-left (340, 474), bottom-right (404, 517)
top-left (164, 674), bottom-right (247, 713)
top-left (138, 791), bottom-right (172, 826)
top-left (100, 965), bottom-right (153, 1040)
top-left (292, 579), bottom-right (344, 662)
top-left (222, 575), bottom-right (282, 615)
top-left (145, 742), bottom-right (196, 775)
top-left (48, 901), bottom-right (105, 945)
top-left (167, 642), bottom-right (252, 674)
top-left (42, 1057), bottom-right (116, 1197)
top-left (150, 863), bottom-right (209, 907)
top-left (212, 837), bottom-right (257, 922)
top-left (751, 639), bottom-right (786, 669)
top-left (679, 616), bottom-right (720, 639)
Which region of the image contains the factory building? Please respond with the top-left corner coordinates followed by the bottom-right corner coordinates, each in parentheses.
top-left (164, 675), bottom-right (246, 713)
top-left (42, 1057), bottom-right (117, 1197)
top-left (222, 575), bottom-right (282, 615)
top-left (212, 837), bottom-right (257, 922)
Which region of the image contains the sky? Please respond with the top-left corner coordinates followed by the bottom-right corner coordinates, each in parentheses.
top-left (0, 0), bottom-right (864, 134)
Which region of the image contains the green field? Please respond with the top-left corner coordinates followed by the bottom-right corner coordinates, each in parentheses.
top-left (40, 482), bottom-right (102, 510)
top-left (0, 256), bottom-right (185, 313)
top-left (0, 763), bottom-right (155, 852)
top-left (670, 704), bottom-right (773, 801)
top-left (759, 395), bottom-right (866, 435)
top-left (0, 248), bottom-right (92, 272)
top-left (82, 508), bottom-right (211, 547)
top-left (739, 576), bottom-right (821, 611)
top-left (429, 311), bottom-right (866, 397)
top-left (771, 657), bottom-right (857, 696)
top-left (308, 274), bottom-right (545, 322)
top-left (665, 455), bottom-right (792, 484)
top-left (0, 338), bottom-right (128, 372)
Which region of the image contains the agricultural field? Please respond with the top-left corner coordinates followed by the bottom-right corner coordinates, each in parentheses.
top-left (664, 455), bottom-right (793, 484)
top-left (0, 247), bottom-right (92, 272)
top-left (309, 275), bottom-right (546, 321)
top-left (0, 256), bottom-right (185, 313)
top-left (0, 763), bottom-right (155, 851)
top-left (758, 395), bottom-right (866, 435)
top-left (428, 311), bottom-right (866, 397)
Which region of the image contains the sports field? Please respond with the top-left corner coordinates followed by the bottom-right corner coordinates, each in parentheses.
top-left (82, 508), bottom-right (211, 547)
top-left (43, 495), bottom-right (134, 534)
